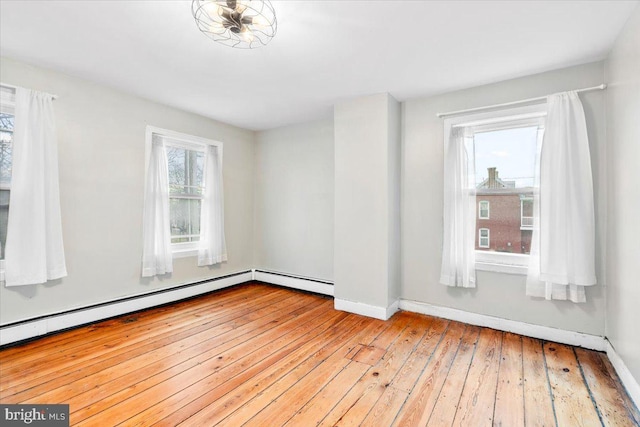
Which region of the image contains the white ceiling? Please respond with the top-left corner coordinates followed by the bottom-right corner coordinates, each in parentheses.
top-left (1, 1), bottom-right (637, 131)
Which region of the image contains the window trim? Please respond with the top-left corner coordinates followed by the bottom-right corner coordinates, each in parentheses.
top-left (478, 200), bottom-right (490, 219)
top-left (476, 251), bottom-right (529, 275)
top-left (144, 126), bottom-right (223, 258)
top-left (478, 228), bottom-right (490, 248)
top-left (444, 103), bottom-right (546, 275)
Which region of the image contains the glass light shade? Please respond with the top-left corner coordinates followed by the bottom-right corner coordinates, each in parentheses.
top-left (192, 0), bottom-right (277, 49)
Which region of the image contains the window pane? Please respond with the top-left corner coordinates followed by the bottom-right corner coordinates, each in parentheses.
top-left (0, 190), bottom-right (8, 260)
top-left (474, 126), bottom-right (539, 254)
top-left (169, 198), bottom-right (201, 243)
top-left (0, 113), bottom-right (13, 186)
top-left (0, 112), bottom-right (13, 260)
top-left (479, 201), bottom-right (489, 218)
top-left (167, 147), bottom-right (204, 195)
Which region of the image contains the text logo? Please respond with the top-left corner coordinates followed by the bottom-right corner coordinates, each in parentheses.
top-left (0, 405), bottom-right (69, 426)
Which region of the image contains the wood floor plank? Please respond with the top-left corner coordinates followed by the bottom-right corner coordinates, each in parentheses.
top-left (522, 336), bottom-right (557, 427)
top-left (1, 283), bottom-right (637, 427)
top-left (119, 300), bottom-right (345, 426)
top-left (427, 325), bottom-right (481, 426)
top-left (451, 328), bottom-right (502, 427)
top-left (0, 285), bottom-right (290, 392)
top-left (391, 321), bottom-right (466, 426)
top-left (295, 314), bottom-right (426, 427)
top-left (283, 359), bottom-right (371, 427)
top-left (331, 327), bottom-right (425, 426)
top-left (493, 332), bottom-right (525, 427)
top-left (360, 385), bottom-right (409, 427)
top-left (544, 342), bottom-right (602, 427)
top-left (598, 352), bottom-right (640, 426)
top-left (0, 284), bottom-right (267, 367)
top-left (390, 317), bottom-right (447, 393)
top-left (576, 347), bottom-right (640, 426)
top-left (58, 296), bottom-right (326, 416)
top-left (1, 287), bottom-right (299, 401)
top-left (313, 315), bottom-right (418, 427)
top-left (72, 294), bottom-right (324, 425)
top-left (240, 313), bottom-right (416, 427)
top-left (171, 313), bottom-right (372, 426)
top-left (216, 317), bottom-right (391, 426)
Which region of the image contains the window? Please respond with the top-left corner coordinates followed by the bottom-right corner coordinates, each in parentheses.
top-left (520, 196), bottom-right (533, 230)
top-left (145, 127), bottom-right (222, 258)
top-left (167, 145), bottom-right (204, 246)
top-left (479, 228), bottom-right (490, 248)
top-left (0, 86), bottom-right (15, 269)
top-left (445, 104), bottom-right (545, 274)
top-left (478, 201), bottom-right (489, 219)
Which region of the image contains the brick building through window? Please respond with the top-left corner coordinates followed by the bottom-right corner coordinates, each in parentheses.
top-left (475, 167), bottom-right (533, 254)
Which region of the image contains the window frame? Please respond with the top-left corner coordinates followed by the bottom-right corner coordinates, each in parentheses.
top-left (478, 200), bottom-right (490, 219)
top-left (144, 126), bottom-right (223, 258)
top-left (444, 104), bottom-right (546, 275)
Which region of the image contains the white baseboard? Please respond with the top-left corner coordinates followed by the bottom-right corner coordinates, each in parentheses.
top-left (386, 299), bottom-right (400, 319)
top-left (0, 271), bottom-right (252, 346)
top-left (606, 340), bottom-right (640, 409)
top-left (398, 299), bottom-right (606, 351)
top-left (334, 298), bottom-right (398, 321)
top-left (253, 270), bottom-right (334, 296)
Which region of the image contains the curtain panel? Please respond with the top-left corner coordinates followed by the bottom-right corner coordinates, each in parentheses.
top-left (4, 88), bottom-right (67, 287)
top-left (526, 91), bottom-right (597, 302)
top-left (198, 144), bottom-right (227, 266)
top-left (141, 137), bottom-right (173, 277)
top-left (440, 126), bottom-right (477, 288)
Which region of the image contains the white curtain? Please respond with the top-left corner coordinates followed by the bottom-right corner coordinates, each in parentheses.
top-left (4, 88), bottom-right (67, 287)
top-left (141, 137), bottom-right (173, 277)
top-left (198, 144), bottom-right (227, 266)
top-left (440, 126), bottom-right (476, 287)
top-left (526, 91), bottom-right (596, 302)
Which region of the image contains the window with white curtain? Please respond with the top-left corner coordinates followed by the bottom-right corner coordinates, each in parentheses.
top-left (144, 127), bottom-right (224, 260)
top-left (443, 104), bottom-right (546, 275)
top-left (167, 144), bottom-right (205, 250)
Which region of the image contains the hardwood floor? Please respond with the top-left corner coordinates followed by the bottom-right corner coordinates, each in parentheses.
top-left (1, 282), bottom-right (638, 426)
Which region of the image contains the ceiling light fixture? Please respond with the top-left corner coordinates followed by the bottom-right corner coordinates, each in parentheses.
top-left (192, 0), bottom-right (277, 49)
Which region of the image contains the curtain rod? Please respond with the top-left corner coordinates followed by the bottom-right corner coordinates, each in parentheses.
top-left (436, 84), bottom-right (606, 119)
top-left (0, 82), bottom-right (58, 100)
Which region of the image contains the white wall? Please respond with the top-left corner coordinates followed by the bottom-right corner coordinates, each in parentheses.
top-left (387, 98), bottom-right (401, 304)
top-left (334, 93), bottom-right (400, 312)
top-left (605, 4), bottom-right (640, 385)
top-left (253, 119), bottom-right (334, 281)
top-left (0, 57), bottom-right (255, 325)
top-left (402, 61), bottom-right (607, 335)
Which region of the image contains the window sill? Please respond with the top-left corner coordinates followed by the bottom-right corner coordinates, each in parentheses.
top-left (476, 261), bottom-right (527, 275)
top-left (475, 251), bottom-right (528, 275)
top-left (172, 249), bottom-right (198, 259)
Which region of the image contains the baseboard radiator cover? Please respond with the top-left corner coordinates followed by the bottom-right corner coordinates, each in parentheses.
top-left (252, 269), bottom-right (334, 296)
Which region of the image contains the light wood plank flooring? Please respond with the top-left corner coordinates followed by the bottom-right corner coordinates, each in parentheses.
top-left (1, 282), bottom-right (638, 426)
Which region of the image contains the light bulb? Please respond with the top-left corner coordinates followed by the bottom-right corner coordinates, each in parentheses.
top-left (209, 21), bottom-right (225, 33)
top-left (240, 28), bottom-right (254, 43)
top-left (236, 0), bottom-right (248, 13)
top-left (251, 14), bottom-right (268, 28)
top-left (202, 1), bottom-right (223, 17)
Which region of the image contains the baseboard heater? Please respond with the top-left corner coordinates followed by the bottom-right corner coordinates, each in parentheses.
top-left (252, 269), bottom-right (334, 296)
top-left (0, 270), bottom-right (253, 347)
